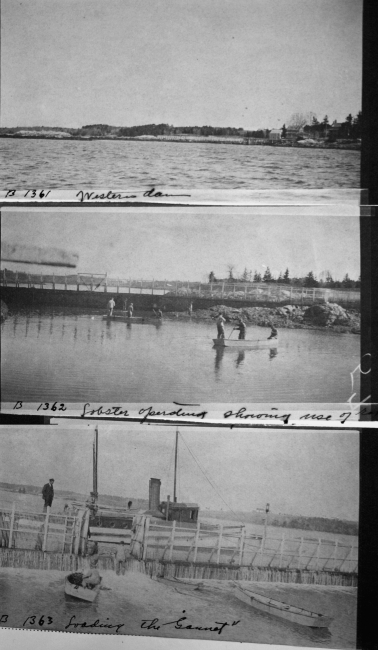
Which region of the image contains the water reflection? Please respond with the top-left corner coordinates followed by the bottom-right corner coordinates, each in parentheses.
top-left (1, 311), bottom-right (361, 402)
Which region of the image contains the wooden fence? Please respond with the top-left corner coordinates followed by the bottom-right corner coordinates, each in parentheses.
top-left (0, 503), bottom-right (88, 555)
top-left (128, 516), bottom-right (358, 573)
top-left (1, 270), bottom-right (360, 305)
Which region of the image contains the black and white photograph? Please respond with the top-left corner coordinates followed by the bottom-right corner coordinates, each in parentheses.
top-left (1, 0), bottom-right (362, 189)
top-left (1, 208), bottom-right (361, 406)
top-left (0, 424), bottom-right (359, 646)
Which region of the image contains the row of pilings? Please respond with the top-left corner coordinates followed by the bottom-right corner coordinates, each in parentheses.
top-left (0, 549), bottom-right (357, 587)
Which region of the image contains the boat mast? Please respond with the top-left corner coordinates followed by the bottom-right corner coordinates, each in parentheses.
top-left (93, 426), bottom-right (98, 501)
top-left (173, 428), bottom-right (178, 503)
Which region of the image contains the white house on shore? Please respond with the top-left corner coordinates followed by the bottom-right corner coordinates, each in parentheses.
top-left (269, 129), bottom-right (282, 140)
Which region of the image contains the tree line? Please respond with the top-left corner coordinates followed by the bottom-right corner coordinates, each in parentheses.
top-left (208, 267), bottom-right (360, 289)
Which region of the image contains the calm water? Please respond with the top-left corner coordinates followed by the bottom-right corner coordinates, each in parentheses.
top-left (0, 139), bottom-right (360, 188)
top-left (0, 569), bottom-right (356, 647)
top-left (1, 310), bottom-right (360, 402)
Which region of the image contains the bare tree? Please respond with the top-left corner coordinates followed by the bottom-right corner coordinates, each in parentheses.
top-left (287, 112), bottom-right (317, 130)
top-left (226, 264), bottom-right (236, 281)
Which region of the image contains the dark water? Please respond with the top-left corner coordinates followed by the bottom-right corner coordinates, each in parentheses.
top-left (0, 139), bottom-right (360, 188)
top-left (0, 569), bottom-right (356, 647)
top-left (1, 311), bottom-right (360, 403)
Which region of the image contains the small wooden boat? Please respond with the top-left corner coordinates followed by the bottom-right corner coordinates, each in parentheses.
top-left (234, 584), bottom-right (332, 628)
top-left (213, 338), bottom-right (278, 349)
top-left (65, 575), bottom-right (102, 602)
top-left (156, 576), bottom-right (205, 593)
top-left (103, 314), bottom-right (145, 322)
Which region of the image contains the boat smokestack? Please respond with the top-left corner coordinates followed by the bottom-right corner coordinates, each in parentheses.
top-left (149, 478), bottom-right (161, 511)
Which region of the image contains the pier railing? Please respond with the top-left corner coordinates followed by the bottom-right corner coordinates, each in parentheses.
top-left (129, 516), bottom-right (358, 573)
top-left (1, 270), bottom-right (360, 305)
top-left (0, 502), bottom-right (88, 555)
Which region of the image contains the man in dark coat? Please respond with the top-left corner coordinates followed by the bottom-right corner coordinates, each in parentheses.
top-left (42, 478), bottom-right (54, 512)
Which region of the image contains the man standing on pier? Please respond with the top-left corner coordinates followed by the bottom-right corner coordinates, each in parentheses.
top-left (42, 478), bottom-right (54, 512)
top-left (107, 297), bottom-right (115, 317)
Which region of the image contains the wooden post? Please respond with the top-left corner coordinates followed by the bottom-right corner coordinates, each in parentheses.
top-left (42, 507), bottom-right (50, 552)
top-left (8, 502), bottom-right (16, 548)
top-left (290, 285), bottom-right (293, 302)
top-left (168, 520), bottom-right (176, 562)
top-left (15, 272), bottom-right (19, 287)
top-left (238, 526), bottom-right (246, 566)
top-left (62, 516), bottom-right (68, 553)
top-left (221, 282), bottom-right (225, 298)
top-left (175, 281), bottom-right (178, 295)
top-left (69, 518), bottom-right (75, 555)
top-left (279, 533), bottom-right (285, 568)
top-left (142, 517), bottom-right (150, 561)
top-left (315, 538), bottom-right (321, 570)
top-left (298, 537), bottom-right (303, 569)
top-left (129, 278), bottom-right (131, 295)
top-left (3, 269), bottom-right (7, 286)
top-left (52, 273), bottom-right (55, 290)
top-left (301, 286), bottom-right (304, 305)
top-left (193, 521), bottom-right (200, 563)
top-left (140, 280), bottom-right (143, 294)
top-left (312, 287), bottom-right (316, 302)
top-left (64, 275), bottom-right (67, 290)
top-left (91, 275), bottom-right (94, 291)
top-left (28, 273), bottom-right (31, 288)
top-left (216, 524), bottom-right (223, 564)
top-left (166, 495), bottom-right (170, 521)
top-left (77, 274), bottom-right (80, 291)
top-left (40, 272), bottom-right (43, 289)
top-left (152, 279), bottom-right (154, 295)
top-left (104, 273), bottom-right (107, 293)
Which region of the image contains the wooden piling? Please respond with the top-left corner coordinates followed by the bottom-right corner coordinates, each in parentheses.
top-left (42, 508), bottom-right (50, 552)
top-left (8, 503), bottom-right (16, 548)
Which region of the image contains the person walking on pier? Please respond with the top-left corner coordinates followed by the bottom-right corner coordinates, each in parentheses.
top-left (107, 297), bottom-right (115, 317)
top-left (42, 478), bottom-right (54, 512)
top-left (216, 313), bottom-right (226, 339)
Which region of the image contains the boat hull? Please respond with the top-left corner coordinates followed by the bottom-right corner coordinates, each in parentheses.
top-left (65, 576), bottom-right (101, 602)
top-left (213, 338), bottom-right (278, 349)
top-left (103, 315), bottom-right (160, 323)
top-left (234, 586), bottom-right (332, 628)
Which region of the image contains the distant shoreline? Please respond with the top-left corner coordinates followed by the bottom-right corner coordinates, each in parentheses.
top-left (0, 133), bottom-right (361, 151)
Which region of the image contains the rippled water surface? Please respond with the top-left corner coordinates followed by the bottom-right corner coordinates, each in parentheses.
top-left (1, 310), bottom-right (360, 402)
top-left (0, 139), bottom-right (360, 188)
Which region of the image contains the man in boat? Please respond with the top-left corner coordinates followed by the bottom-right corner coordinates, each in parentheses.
top-left (267, 322), bottom-right (278, 339)
top-left (114, 540), bottom-right (128, 575)
top-left (153, 307), bottom-right (163, 319)
top-left (216, 313), bottom-right (226, 339)
top-left (42, 478), bottom-right (54, 512)
top-left (107, 297), bottom-right (115, 317)
top-left (188, 302), bottom-right (193, 316)
top-left (127, 303), bottom-right (134, 318)
top-left (234, 317), bottom-right (246, 340)
top-left (82, 558), bottom-right (101, 589)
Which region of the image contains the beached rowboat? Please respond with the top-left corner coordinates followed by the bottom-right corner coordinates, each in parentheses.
top-left (234, 584), bottom-right (332, 628)
top-left (213, 338), bottom-right (278, 349)
top-left (64, 575), bottom-right (102, 602)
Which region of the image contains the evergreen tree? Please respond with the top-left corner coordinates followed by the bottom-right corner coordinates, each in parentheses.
top-left (283, 268), bottom-right (290, 284)
top-left (304, 271), bottom-right (319, 287)
top-left (263, 267), bottom-right (273, 282)
top-left (253, 271), bottom-right (262, 283)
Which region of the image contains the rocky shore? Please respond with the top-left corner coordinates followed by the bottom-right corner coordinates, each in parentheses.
top-left (166, 302), bottom-right (361, 334)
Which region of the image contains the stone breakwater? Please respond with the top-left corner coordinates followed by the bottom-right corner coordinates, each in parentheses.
top-left (168, 303), bottom-right (361, 334)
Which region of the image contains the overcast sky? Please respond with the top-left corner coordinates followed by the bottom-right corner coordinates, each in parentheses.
top-left (2, 0), bottom-right (362, 129)
top-left (0, 425), bottom-right (359, 520)
top-left (2, 210), bottom-right (360, 281)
